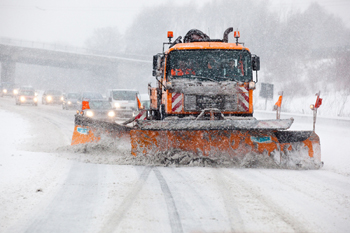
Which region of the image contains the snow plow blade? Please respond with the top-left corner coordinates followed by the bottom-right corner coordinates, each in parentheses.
top-left (71, 115), bottom-right (132, 145)
top-left (71, 115), bottom-right (322, 168)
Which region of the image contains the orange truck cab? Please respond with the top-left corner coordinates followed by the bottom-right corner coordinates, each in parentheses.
top-left (150, 28), bottom-right (260, 120)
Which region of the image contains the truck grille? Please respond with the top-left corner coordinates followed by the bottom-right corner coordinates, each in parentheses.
top-left (184, 94), bottom-right (238, 111)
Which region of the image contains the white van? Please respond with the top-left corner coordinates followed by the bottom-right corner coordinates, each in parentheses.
top-left (107, 89), bottom-right (140, 119)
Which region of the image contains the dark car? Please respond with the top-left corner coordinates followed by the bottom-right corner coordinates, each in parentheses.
top-left (62, 92), bottom-right (81, 110)
top-left (77, 92), bottom-right (104, 108)
top-left (15, 89), bottom-right (38, 106)
top-left (42, 90), bottom-right (63, 105)
top-left (1, 82), bottom-right (17, 97)
top-left (81, 99), bottom-right (116, 122)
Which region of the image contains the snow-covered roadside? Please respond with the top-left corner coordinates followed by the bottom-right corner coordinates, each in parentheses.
top-left (0, 109), bottom-right (72, 232)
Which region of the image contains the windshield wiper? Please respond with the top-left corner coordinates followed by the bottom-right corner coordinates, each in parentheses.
top-left (190, 75), bottom-right (219, 82)
top-left (214, 76), bottom-right (230, 81)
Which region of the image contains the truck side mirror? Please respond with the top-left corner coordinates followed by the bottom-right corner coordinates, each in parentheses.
top-left (152, 55), bottom-right (158, 76)
top-left (152, 53), bottom-right (164, 76)
top-left (252, 55), bottom-right (260, 71)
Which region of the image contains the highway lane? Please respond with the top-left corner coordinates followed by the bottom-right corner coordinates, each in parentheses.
top-left (1, 96), bottom-right (349, 233)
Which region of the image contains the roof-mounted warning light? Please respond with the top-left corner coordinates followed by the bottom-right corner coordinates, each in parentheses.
top-left (167, 31), bottom-right (173, 43)
top-left (234, 31), bottom-right (240, 45)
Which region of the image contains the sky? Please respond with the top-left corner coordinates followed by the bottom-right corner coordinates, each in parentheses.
top-left (0, 0), bottom-right (349, 47)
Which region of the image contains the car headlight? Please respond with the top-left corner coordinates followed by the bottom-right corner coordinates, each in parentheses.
top-left (108, 111), bottom-right (115, 117)
top-left (3, 89), bottom-right (7, 93)
top-left (86, 110), bottom-right (94, 117)
top-left (47, 96), bottom-right (52, 101)
top-left (67, 101), bottom-right (72, 105)
top-left (13, 90), bottom-right (18, 95)
top-left (34, 97), bottom-right (38, 102)
top-left (61, 96), bottom-right (64, 101)
top-left (114, 103), bottom-right (120, 108)
top-left (20, 96), bottom-right (26, 102)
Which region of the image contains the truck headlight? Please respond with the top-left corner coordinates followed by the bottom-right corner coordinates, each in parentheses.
top-left (114, 103), bottom-right (120, 108)
top-left (20, 96), bottom-right (26, 102)
top-left (68, 101), bottom-right (72, 105)
top-left (61, 96), bottom-right (64, 101)
top-left (248, 81), bottom-right (256, 90)
top-left (34, 97), bottom-right (38, 102)
top-left (13, 89), bottom-right (18, 95)
top-left (86, 111), bottom-right (94, 117)
top-left (108, 111), bottom-right (115, 117)
top-left (47, 96), bottom-right (52, 101)
top-left (3, 89), bottom-right (7, 93)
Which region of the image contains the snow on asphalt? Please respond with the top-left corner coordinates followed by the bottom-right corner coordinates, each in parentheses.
top-left (0, 98), bottom-right (350, 233)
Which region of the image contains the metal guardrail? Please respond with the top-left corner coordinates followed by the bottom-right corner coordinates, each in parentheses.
top-left (0, 37), bottom-right (90, 54)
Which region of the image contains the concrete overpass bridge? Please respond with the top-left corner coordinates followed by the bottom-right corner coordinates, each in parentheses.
top-left (0, 38), bottom-right (150, 84)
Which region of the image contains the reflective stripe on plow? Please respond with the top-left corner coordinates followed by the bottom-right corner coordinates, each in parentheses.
top-left (238, 86), bottom-right (249, 112)
top-left (135, 110), bottom-right (147, 120)
top-left (172, 93), bottom-right (183, 112)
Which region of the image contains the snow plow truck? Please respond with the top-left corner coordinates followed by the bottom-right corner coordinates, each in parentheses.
top-left (71, 28), bottom-right (322, 168)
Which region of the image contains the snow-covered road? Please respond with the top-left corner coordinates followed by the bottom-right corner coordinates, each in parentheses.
top-left (0, 97), bottom-right (349, 233)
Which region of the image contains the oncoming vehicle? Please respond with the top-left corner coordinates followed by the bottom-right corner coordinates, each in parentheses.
top-left (77, 92), bottom-right (104, 109)
top-left (16, 86), bottom-right (36, 97)
top-left (15, 89), bottom-right (38, 106)
top-left (1, 82), bottom-right (17, 97)
top-left (78, 99), bottom-right (116, 122)
top-left (107, 89), bottom-right (140, 119)
top-left (62, 92), bottom-right (81, 110)
top-left (42, 90), bottom-right (63, 105)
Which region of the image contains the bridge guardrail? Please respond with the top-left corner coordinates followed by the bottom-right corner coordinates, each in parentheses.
top-left (0, 37), bottom-right (149, 61)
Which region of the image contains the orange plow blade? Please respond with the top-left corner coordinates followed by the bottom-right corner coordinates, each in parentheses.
top-left (71, 115), bottom-right (322, 168)
top-left (130, 128), bottom-right (321, 168)
top-left (71, 115), bottom-right (131, 145)
top-left (129, 119), bottom-right (322, 168)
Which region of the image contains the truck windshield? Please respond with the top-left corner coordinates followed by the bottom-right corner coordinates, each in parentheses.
top-left (166, 49), bottom-right (252, 82)
top-left (112, 91), bottom-right (138, 101)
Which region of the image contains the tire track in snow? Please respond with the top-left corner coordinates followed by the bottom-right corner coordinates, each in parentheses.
top-left (213, 169), bottom-right (245, 232)
top-left (255, 169), bottom-right (350, 226)
top-left (24, 162), bottom-right (102, 233)
top-left (153, 168), bottom-right (184, 233)
top-left (163, 168), bottom-right (242, 232)
top-left (220, 169), bottom-right (310, 233)
top-left (99, 166), bottom-right (152, 233)
top-left (0, 98), bottom-right (74, 147)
